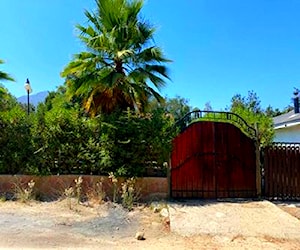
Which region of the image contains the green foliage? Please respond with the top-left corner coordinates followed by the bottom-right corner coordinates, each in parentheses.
top-left (0, 0), bottom-right (175, 177)
top-left (147, 95), bottom-right (191, 122)
top-left (203, 102), bottom-right (213, 112)
top-left (0, 85), bottom-right (18, 111)
top-left (163, 96), bottom-right (191, 121)
top-left (104, 108), bottom-right (174, 176)
top-left (0, 59), bottom-right (14, 83)
top-left (229, 91), bottom-right (274, 146)
top-left (0, 106), bottom-right (34, 174)
top-left (61, 0), bottom-right (170, 116)
top-left (0, 85), bottom-right (174, 176)
top-left (265, 105), bottom-right (293, 117)
top-left (30, 93), bottom-right (113, 175)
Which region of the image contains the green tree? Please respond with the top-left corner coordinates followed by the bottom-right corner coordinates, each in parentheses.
top-left (0, 85), bottom-right (18, 111)
top-left (265, 105), bottom-right (293, 117)
top-left (231, 91), bottom-right (261, 114)
top-left (164, 96), bottom-right (191, 121)
top-left (229, 91), bottom-right (274, 146)
top-left (203, 101), bottom-right (213, 112)
top-left (265, 105), bottom-right (282, 117)
top-left (0, 106), bottom-right (33, 174)
top-left (102, 108), bottom-right (174, 176)
top-left (0, 59), bottom-right (15, 110)
top-left (61, 0), bottom-right (170, 116)
top-left (0, 64), bottom-right (34, 173)
top-left (147, 95), bottom-right (191, 121)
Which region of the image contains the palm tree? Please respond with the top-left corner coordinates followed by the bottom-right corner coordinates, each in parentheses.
top-left (0, 59), bottom-right (14, 83)
top-left (0, 59), bottom-right (15, 107)
top-left (61, 0), bottom-right (170, 116)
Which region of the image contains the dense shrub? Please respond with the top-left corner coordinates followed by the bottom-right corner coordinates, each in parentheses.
top-left (0, 94), bottom-right (175, 176)
top-left (0, 107), bottom-right (34, 174)
top-left (104, 109), bottom-right (174, 176)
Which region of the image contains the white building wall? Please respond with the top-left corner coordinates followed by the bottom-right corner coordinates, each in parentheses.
top-left (274, 125), bottom-right (300, 143)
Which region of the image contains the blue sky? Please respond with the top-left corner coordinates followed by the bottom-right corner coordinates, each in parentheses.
top-left (1, 0), bottom-right (300, 111)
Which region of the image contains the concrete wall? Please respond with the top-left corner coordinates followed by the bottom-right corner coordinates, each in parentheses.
top-left (274, 125), bottom-right (300, 143)
top-left (0, 175), bottom-right (168, 201)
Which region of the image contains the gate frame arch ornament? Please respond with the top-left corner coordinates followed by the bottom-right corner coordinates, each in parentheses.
top-left (170, 110), bottom-right (260, 199)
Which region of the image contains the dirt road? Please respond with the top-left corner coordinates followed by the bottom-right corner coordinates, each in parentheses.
top-left (168, 200), bottom-right (300, 238)
top-left (0, 199), bottom-right (299, 249)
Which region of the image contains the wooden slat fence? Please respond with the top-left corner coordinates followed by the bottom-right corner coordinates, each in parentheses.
top-left (263, 143), bottom-right (300, 200)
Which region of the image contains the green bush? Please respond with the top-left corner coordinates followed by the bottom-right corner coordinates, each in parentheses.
top-left (0, 91), bottom-right (175, 177)
top-left (0, 107), bottom-right (34, 174)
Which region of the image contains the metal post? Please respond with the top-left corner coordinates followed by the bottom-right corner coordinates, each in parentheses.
top-left (27, 89), bottom-right (30, 115)
top-left (24, 78), bottom-right (32, 115)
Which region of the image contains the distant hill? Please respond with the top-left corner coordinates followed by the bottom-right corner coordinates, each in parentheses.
top-left (17, 91), bottom-right (49, 107)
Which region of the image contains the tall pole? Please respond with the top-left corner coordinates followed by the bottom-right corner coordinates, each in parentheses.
top-left (24, 78), bottom-right (32, 115)
top-left (27, 89), bottom-right (30, 115)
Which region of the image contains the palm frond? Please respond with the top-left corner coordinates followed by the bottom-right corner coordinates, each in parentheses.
top-left (145, 64), bottom-right (170, 79)
top-left (61, 0), bottom-right (170, 116)
top-left (0, 59), bottom-right (15, 82)
top-left (137, 46), bottom-right (172, 63)
top-left (0, 72), bottom-right (14, 82)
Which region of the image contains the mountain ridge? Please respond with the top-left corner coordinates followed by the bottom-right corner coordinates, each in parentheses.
top-left (17, 91), bottom-right (49, 106)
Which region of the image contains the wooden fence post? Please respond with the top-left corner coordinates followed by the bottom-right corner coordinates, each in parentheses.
top-left (167, 153), bottom-right (172, 199)
top-left (255, 123), bottom-right (262, 197)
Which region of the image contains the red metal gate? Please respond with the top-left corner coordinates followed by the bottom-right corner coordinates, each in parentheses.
top-left (171, 111), bottom-right (257, 199)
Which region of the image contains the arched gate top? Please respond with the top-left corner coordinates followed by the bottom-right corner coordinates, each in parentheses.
top-left (175, 110), bottom-right (257, 139)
